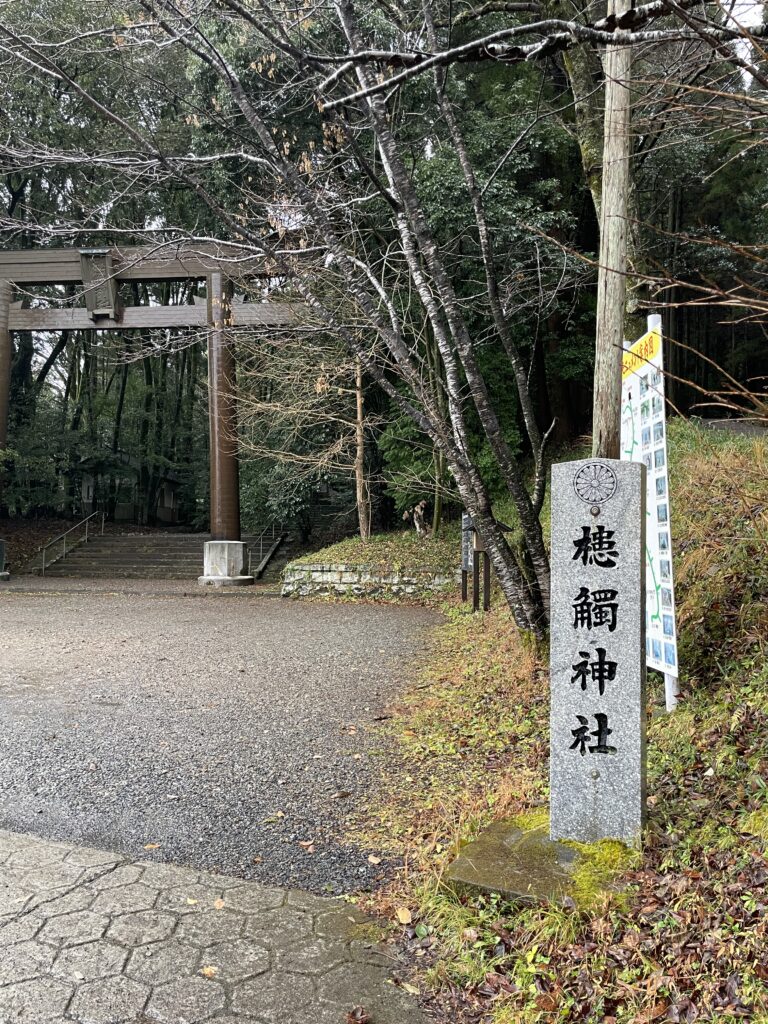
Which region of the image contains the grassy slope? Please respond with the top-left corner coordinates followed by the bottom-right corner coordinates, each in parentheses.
top-left (296, 521), bottom-right (462, 578)
top-left (347, 421), bottom-right (768, 1023)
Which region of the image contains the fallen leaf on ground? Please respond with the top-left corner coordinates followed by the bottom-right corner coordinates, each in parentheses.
top-left (396, 907), bottom-right (412, 925)
top-left (143, 843), bottom-right (161, 850)
top-left (213, 898), bottom-right (225, 910)
top-left (368, 854), bottom-right (382, 865)
top-left (200, 966), bottom-right (217, 979)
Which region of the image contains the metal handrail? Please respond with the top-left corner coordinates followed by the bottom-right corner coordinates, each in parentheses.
top-left (248, 520), bottom-right (284, 578)
top-left (41, 510), bottom-right (105, 576)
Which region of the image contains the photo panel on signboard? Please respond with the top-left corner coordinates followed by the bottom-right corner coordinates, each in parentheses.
top-left (656, 476), bottom-right (666, 497)
top-left (664, 643), bottom-right (676, 667)
top-left (657, 503), bottom-right (668, 524)
top-left (652, 638), bottom-right (662, 660)
top-left (654, 448), bottom-right (666, 469)
top-left (653, 421), bottom-right (664, 443)
top-left (642, 426), bottom-right (651, 448)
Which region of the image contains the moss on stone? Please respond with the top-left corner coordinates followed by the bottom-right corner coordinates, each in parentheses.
top-left (511, 807), bottom-right (550, 833)
top-left (566, 838), bottom-right (640, 910)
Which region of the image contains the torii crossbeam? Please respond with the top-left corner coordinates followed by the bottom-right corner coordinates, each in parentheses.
top-left (0, 243), bottom-right (298, 584)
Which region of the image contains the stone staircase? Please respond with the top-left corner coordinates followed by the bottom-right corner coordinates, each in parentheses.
top-left (29, 532), bottom-right (208, 579)
top-left (24, 531), bottom-right (290, 581)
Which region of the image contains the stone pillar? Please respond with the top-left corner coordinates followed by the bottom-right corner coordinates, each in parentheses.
top-left (550, 458), bottom-right (646, 847)
top-left (200, 273), bottom-right (252, 586)
top-left (199, 538), bottom-right (253, 587)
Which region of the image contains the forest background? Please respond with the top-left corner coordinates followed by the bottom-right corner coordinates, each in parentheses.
top-left (0, 0), bottom-right (765, 627)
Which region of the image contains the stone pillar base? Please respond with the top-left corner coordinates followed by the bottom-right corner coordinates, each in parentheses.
top-left (0, 572), bottom-right (9, 583)
top-left (198, 541), bottom-right (254, 587)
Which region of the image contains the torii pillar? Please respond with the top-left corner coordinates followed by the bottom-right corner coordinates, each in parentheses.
top-left (0, 279), bottom-right (11, 578)
top-left (199, 272), bottom-right (253, 586)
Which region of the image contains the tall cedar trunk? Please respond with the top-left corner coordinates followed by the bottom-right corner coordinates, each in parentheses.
top-left (67, 335), bottom-right (86, 513)
top-left (10, 331), bottom-right (34, 432)
top-left (169, 348), bottom-right (187, 463)
top-left (108, 356), bottom-right (130, 521)
top-left (85, 333), bottom-right (98, 444)
top-left (592, 0), bottom-right (632, 459)
top-left (354, 358), bottom-right (370, 541)
top-left (179, 344), bottom-right (198, 523)
top-left (139, 353), bottom-right (153, 525)
top-left (147, 353), bottom-right (168, 524)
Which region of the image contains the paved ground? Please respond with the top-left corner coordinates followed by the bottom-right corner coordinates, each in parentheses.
top-left (0, 581), bottom-right (440, 893)
top-left (0, 827), bottom-right (424, 1023)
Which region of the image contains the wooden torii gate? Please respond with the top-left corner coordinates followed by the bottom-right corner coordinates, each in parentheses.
top-left (0, 243), bottom-right (297, 583)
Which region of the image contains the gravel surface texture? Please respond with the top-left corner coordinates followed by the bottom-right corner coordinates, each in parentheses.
top-left (0, 584), bottom-right (440, 895)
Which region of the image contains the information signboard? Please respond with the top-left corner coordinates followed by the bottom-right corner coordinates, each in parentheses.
top-left (620, 315), bottom-right (679, 687)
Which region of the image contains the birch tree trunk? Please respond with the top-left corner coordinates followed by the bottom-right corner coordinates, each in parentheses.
top-left (354, 358), bottom-right (370, 541)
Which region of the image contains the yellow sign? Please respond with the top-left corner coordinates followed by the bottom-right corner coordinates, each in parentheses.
top-left (622, 328), bottom-right (661, 379)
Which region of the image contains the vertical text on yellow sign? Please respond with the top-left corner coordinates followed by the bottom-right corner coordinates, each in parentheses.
top-left (622, 329), bottom-right (661, 379)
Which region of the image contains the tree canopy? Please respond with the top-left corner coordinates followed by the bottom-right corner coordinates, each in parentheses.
top-left (0, 0), bottom-right (765, 631)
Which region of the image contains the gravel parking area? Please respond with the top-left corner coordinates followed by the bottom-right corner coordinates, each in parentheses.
top-left (0, 583), bottom-right (439, 894)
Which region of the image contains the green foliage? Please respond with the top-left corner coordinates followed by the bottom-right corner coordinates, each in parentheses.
top-left (378, 413), bottom-right (445, 513)
top-left (240, 459), bottom-right (318, 535)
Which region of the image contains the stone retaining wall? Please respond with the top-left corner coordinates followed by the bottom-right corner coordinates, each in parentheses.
top-left (282, 561), bottom-right (452, 598)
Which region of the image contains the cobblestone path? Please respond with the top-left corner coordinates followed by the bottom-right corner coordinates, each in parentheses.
top-left (0, 829), bottom-right (424, 1024)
